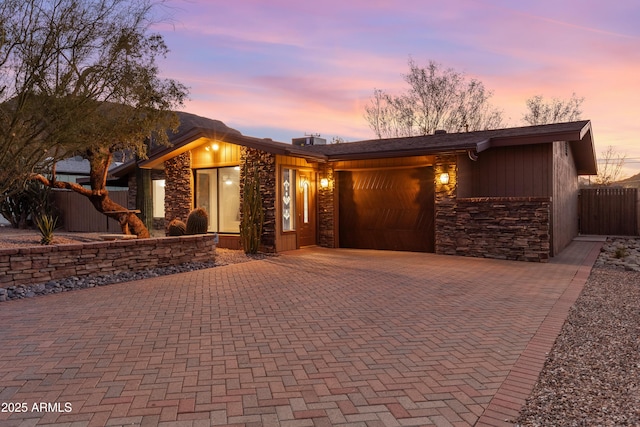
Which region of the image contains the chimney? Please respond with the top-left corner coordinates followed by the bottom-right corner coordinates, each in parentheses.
top-left (434, 129), bottom-right (447, 135)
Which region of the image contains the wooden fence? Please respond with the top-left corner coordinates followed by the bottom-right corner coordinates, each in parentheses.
top-left (579, 187), bottom-right (639, 236)
top-left (52, 189), bottom-right (129, 232)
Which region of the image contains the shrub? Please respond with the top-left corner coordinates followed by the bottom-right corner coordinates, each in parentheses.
top-left (615, 246), bottom-right (628, 259)
top-left (0, 181), bottom-right (55, 229)
top-left (35, 214), bottom-right (58, 245)
top-left (186, 208), bottom-right (208, 235)
top-left (167, 218), bottom-right (186, 236)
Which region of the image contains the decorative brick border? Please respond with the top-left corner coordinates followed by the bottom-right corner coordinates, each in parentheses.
top-left (476, 241), bottom-right (603, 426)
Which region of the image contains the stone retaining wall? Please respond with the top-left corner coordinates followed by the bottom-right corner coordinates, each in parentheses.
top-left (0, 235), bottom-right (216, 290)
top-left (453, 197), bottom-right (551, 262)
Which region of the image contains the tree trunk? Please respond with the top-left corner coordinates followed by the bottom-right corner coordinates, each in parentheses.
top-left (87, 192), bottom-right (150, 238)
top-left (136, 167), bottom-right (153, 231)
top-left (31, 174), bottom-right (150, 238)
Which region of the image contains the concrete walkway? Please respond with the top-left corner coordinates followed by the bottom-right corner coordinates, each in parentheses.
top-left (0, 241), bottom-right (601, 427)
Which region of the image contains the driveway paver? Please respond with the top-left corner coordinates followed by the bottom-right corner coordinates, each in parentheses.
top-left (0, 241), bottom-right (601, 426)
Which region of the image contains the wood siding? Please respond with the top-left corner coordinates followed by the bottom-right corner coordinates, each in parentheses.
top-left (457, 144), bottom-right (552, 198)
top-left (338, 167), bottom-right (435, 252)
top-left (53, 189), bottom-right (129, 232)
top-left (552, 141), bottom-right (579, 255)
top-left (191, 140), bottom-right (241, 169)
top-left (579, 188), bottom-right (639, 236)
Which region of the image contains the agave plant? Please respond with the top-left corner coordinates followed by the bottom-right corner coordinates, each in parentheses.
top-left (35, 214), bottom-right (58, 245)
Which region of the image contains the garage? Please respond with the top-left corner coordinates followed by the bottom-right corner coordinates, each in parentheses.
top-left (338, 167), bottom-right (435, 252)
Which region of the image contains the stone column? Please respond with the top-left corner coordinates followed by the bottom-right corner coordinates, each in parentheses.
top-left (240, 147), bottom-right (276, 252)
top-left (164, 151), bottom-right (193, 232)
top-left (434, 154), bottom-right (458, 255)
top-left (317, 163), bottom-right (335, 248)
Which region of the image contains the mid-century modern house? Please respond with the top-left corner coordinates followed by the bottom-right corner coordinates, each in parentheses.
top-left (111, 112), bottom-right (597, 262)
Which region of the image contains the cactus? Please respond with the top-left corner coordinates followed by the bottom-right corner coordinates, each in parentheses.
top-left (186, 207), bottom-right (208, 235)
top-left (167, 218), bottom-right (186, 236)
top-left (240, 164), bottom-right (263, 254)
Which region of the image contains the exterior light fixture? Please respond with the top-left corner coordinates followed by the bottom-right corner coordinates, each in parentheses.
top-left (212, 143), bottom-right (219, 151)
top-left (320, 178), bottom-right (329, 188)
top-left (439, 173), bottom-right (450, 185)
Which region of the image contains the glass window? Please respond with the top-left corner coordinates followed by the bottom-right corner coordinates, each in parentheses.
top-left (218, 166), bottom-right (240, 233)
top-left (152, 179), bottom-right (165, 218)
top-left (282, 168), bottom-right (295, 231)
top-left (302, 180), bottom-right (309, 224)
top-left (194, 166), bottom-right (240, 233)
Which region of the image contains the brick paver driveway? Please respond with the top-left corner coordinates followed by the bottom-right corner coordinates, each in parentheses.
top-left (0, 241), bottom-right (601, 427)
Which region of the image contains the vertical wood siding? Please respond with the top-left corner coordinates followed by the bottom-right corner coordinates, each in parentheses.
top-left (457, 144), bottom-right (552, 198)
top-left (53, 190), bottom-right (129, 232)
top-left (552, 141), bottom-right (579, 255)
top-left (579, 188), bottom-right (639, 235)
top-left (191, 140), bottom-right (241, 168)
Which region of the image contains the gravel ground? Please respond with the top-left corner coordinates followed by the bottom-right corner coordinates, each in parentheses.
top-left (515, 238), bottom-right (640, 426)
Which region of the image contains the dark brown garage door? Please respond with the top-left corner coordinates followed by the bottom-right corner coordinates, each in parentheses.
top-left (338, 167), bottom-right (434, 252)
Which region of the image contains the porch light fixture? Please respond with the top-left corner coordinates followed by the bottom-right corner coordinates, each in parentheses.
top-left (439, 173), bottom-right (450, 185)
top-left (212, 143), bottom-right (219, 151)
top-left (320, 178), bottom-right (329, 188)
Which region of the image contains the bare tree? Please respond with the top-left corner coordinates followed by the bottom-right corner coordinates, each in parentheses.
top-left (1, 0), bottom-right (187, 237)
top-left (594, 145), bottom-right (626, 186)
top-left (523, 93), bottom-right (584, 125)
top-left (364, 59), bottom-right (504, 138)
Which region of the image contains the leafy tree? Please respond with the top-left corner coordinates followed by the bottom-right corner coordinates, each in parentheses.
top-left (0, 0), bottom-right (187, 237)
top-left (364, 59), bottom-right (504, 138)
top-left (523, 93), bottom-right (584, 125)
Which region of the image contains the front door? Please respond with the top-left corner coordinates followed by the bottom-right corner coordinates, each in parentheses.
top-left (297, 171), bottom-right (317, 247)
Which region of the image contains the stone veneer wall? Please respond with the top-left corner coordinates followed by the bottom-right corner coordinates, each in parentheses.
top-left (164, 152), bottom-right (193, 231)
top-left (240, 147), bottom-right (276, 252)
top-left (434, 154), bottom-right (458, 255)
top-left (317, 164), bottom-right (335, 248)
top-left (455, 197), bottom-right (551, 262)
top-left (434, 154), bottom-right (552, 262)
top-left (0, 235), bottom-right (216, 292)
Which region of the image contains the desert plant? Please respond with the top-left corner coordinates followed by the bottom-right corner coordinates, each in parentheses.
top-left (240, 164), bottom-right (264, 254)
top-left (167, 218), bottom-right (186, 236)
top-left (35, 214), bottom-right (58, 245)
top-left (186, 208), bottom-right (208, 235)
top-left (615, 246), bottom-right (628, 259)
top-left (0, 181), bottom-right (55, 229)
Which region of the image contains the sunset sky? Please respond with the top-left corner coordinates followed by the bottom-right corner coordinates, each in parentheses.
top-left (154, 0), bottom-right (640, 176)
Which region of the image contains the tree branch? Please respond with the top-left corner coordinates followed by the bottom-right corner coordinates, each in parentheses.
top-left (30, 173), bottom-right (105, 197)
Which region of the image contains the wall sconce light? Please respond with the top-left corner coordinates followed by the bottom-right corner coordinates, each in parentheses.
top-left (320, 178), bottom-right (329, 188)
top-left (439, 173), bottom-right (450, 185)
